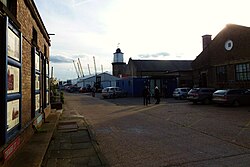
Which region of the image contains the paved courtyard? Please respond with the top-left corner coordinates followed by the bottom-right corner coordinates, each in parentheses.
top-left (64, 92), bottom-right (250, 166)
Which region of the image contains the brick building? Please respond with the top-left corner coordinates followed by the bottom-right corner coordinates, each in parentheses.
top-left (192, 24), bottom-right (250, 88)
top-left (0, 0), bottom-right (50, 164)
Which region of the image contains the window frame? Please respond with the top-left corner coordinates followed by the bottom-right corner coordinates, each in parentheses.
top-left (0, 16), bottom-right (22, 144)
top-left (235, 63), bottom-right (250, 81)
top-left (216, 65), bottom-right (227, 82)
top-left (31, 48), bottom-right (41, 118)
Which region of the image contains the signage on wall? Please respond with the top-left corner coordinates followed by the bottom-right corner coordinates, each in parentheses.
top-left (46, 91), bottom-right (49, 104)
top-left (35, 94), bottom-right (40, 111)
top-left (46, 61), bottom-right (49, 76)
top-left (7, 65), bottom-right (20, 94)
top-left (3, 137), bottom-right (21, 161)
top-left (46, 78), bottom-right (49, 90)
top-left (46, 59), bottom-right (49, 105)
top-left (33, 49), bottom-right (41, 114)
top-left (35, 51), bottom-right (40, 71)
top-left (7, 27), bottom-right (20, 61)
top-left (4, 16), bottom-right (22, 143)
top-left (7, 99), bottom-right (20, 132)
top-left (35, 74), bottom-right (40, 90)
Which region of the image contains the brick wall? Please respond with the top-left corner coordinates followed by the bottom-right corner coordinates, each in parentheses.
top-left (17, 0), bottom-right (50, 126)
top-left (0, 0), bottom-right (51, 164)
top-left (192, 25), bottom-right (250, 89)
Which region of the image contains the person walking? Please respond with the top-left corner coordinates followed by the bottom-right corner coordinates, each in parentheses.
top-left (147, 86), bottom-right (151, 104)
top-left (154, 86), bottom-right (160, 104)
top-left (143, 86), bottom-right (149, 106)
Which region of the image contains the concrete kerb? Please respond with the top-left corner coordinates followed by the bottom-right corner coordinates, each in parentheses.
top-left (82, 118), bottom-right (109, 167)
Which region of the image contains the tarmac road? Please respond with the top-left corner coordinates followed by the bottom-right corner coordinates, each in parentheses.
top-left (65, 92), bottom-right (250, 167)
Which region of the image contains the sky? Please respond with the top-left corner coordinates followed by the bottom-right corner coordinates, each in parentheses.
top-left (33, 0), bottom-right (250, 81)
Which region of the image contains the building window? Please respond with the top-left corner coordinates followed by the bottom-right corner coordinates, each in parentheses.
top-left (1, 16), bottom-right (22, 143)
top-left (235, 63), bottom-right (250, 81)
top-left (44, 45), bottom-right (47, 57)
top-left (32, 27), bottom-right (37, 46)
top-left (2, 0), bottom-right (18, 19)
top-left (216, 66), bottom-right (227, 82)
top-left (45, 60), bottom-right (49, 105)
top-left (31, 48), bottom-right (41, 118)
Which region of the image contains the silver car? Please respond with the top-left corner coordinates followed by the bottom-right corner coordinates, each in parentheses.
top-left (102, 87), bottom-right (127, 98)
top-left (187, 88), bottom-right (216, 104)
top-left (172, 88), bottom-right (190, 99)
top-left (212, 89), bottom-right (250, 106)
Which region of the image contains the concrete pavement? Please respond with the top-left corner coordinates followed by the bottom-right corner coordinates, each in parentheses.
top-left (6, 111), bottom-right (60, 167)
top-left (6, 106), bottom-right (106, 167)
top-left (41, 112), bottom-right (106, 167)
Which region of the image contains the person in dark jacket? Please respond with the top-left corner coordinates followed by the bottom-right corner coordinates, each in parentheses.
top-left (143, 86), bottom-right (149, 106)
top-left (154, 86), bottom-right (160, 104)
top-left (147, 87), bottom-right (151, 104)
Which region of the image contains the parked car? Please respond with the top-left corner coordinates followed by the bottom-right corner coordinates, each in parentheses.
top-left (66, 85), bottom-right (80, 93)
top-left (63, 83), bottom-right (72, 91)
top-left (79, 87), bottom-right (87, 93)
top-left (102, 87), bottom-right (127, 98)
top-left (212, 89), bottom-right (250, 106)
top-left (187, 88), bottom-right (216, 104)
top-left (172, 87), bottom-right (190, 99)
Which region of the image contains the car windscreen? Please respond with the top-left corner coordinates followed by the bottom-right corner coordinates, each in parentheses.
top-left (213, 90), bottom-right (227, 95)
top-left (189, 89), bottom-right (199, 93)
top-left (102, 88), bottom-right (108, 92)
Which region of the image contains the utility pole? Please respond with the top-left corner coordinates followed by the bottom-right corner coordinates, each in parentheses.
top-left (101, 65), bottom-right (103, 73)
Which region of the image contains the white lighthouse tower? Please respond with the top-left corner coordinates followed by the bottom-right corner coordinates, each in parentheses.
top-left (113, 48), bottom-right (124, 63)
top-left (112, 46), bottom-right (126, 77)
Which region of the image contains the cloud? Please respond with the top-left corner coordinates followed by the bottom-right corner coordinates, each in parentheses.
top-left (50, 55), bottom-right (73, 63)
top-left (72, 0), bottom-right (91, 6)
top-left (71, 54), bottom-right (87, 59)
top-left (138, 52), bottom-right (170, 58)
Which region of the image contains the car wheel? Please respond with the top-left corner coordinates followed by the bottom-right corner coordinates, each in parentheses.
top-left (232, 100), bottom-right (240, 107)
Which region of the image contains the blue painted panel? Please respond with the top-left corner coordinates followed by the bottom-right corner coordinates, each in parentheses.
top-left (116, 78), bottom-right (147, 97)
top-left (166, 78), bottom-right (177, 97)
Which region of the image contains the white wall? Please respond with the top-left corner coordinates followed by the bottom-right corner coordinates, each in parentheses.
top-left (76, 73), bottom-right (120, 88)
